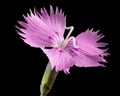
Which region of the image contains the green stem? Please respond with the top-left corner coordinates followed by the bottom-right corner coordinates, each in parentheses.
top-left (40, 62), bottom-right (58, 96)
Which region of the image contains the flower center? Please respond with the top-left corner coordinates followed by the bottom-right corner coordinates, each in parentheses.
top-left (60, 26), bottom-right (79, 49)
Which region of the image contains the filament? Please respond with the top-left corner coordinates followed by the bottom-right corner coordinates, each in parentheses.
top-left (67, 36), bottom-right (79, 48)
top-left (60, 26), bottom-right (79, 49)
top-left (65, 26), bottom-right (74, 40)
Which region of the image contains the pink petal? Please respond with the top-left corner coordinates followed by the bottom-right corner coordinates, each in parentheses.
top-left (16, 26), bottom-right (55, 47)
top-left (73, 49), bottom-right (106, 67)
top-left (65, 29), bottom-right (109, 67)
top-left (42, 48), bottom-right (75, 74)
top-left (76, 29), bottom-right (108, 56)
top-left (49, 5), bottom-right (66, 35)
top-left (66, 48), bottom-right (105, 67)
top-left (16, 6), bottom-right (66, 48)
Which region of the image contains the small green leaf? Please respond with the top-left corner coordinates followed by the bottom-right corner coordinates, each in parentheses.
top-left (40, 62), bottom-right (58, 96)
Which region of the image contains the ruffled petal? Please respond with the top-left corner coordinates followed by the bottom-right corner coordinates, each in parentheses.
top-left (16, 6), bottom-right (66, 48)
top-left (76, 29), bottom-right (108, 56)
top-left (42, 48), bottom-right (75, 74)
top-left (65, 29), bottom-right (109, 67)
top-left (40, 5), bottom-right (66, 36)
top-left (65, 47), bottom-right (106, 67)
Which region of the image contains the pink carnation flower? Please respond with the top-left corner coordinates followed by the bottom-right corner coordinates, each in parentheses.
top-left (16, 5), bottom-right (109, 74)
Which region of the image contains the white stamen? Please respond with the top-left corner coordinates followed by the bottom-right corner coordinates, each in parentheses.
top-left (60, 26), bottom-right (78, 49)
top-left (67, 36), bottom-right (79, 48)
top-left (65, 26), bottom-right (74, 40)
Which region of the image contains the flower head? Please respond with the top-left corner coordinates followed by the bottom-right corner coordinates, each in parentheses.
top-left (16, 5), bottom-right (109, 74)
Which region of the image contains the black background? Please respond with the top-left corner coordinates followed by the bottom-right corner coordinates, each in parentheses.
top-left (3, 0), bottom-right (116, 96)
